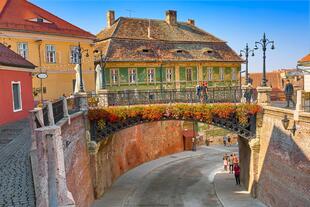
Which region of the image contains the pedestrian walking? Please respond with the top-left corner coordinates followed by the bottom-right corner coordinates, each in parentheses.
top-left (244, 84), bottom-right (253, 103)
top-left (234, 163), bottom-right (241, 185)
top-left (192, 137), bottom-right (196, 151)
top-left (233, 153), bottom-right (239, 167)
top-left (229, 154), bottom-right (234, 174)
top-left (204, 82), bottom-right (209, 103)
top-left (223, 153), bottom-right (228, 171)
top-left (200, 82), bottom-right (207, 103)
top-left (284, 80), bottom-right (295, 108)
top-left (223, 136), bottom-right (227, 146)
top-left (196, 83), bottom-right (201, 101)
top-left (227, 136), bottom-right (231, 147)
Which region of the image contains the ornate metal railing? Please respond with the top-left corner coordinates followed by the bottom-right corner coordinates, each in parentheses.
top-left (43, 105), bottom-right (49, 126)
top-left (52, 100), bottom-right (64, 123)
top-left (90, 114), bottom-right (256, 142)
top-left (67, 97), bottom-right (80, 114)
top-left (105, 87), bottom-right (241, 106)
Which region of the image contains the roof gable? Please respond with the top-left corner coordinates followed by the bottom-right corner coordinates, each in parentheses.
top-left (0, 0), bottom-right (95, 39)
top-left (0, 43), bottom-right (35, 69)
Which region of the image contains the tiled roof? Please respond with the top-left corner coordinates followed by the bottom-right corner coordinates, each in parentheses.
top-left (299, 53), bottom-right (310, 63)
top-left (96, 38), bottom-right (242, 62)
top-left (97, 17), bottom-right (224, 42)
top-left (96, 16), bottom-right (242, 62)
top-left (0, 43), bottom-right (35, 69)
top-left (0, 0), bottom-right (95, 39)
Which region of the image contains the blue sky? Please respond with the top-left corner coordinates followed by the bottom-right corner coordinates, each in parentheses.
top-left (31, 0), bottom-right (310, 72)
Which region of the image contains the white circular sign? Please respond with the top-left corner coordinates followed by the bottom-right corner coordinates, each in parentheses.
top-left (37, 73), bottom-right (48, 79)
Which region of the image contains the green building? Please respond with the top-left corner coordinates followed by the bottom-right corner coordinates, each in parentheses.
top-left (95, 10), bottom-right (243, 91)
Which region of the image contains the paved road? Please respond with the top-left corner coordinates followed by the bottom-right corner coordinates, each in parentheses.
top-left (93, 146), bottom-right (238, 207)
top-left (0, 119), bottom-right (35, 207)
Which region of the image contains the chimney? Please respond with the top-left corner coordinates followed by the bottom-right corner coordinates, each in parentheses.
top-left (187, 19), bottom-right (195, 26)
top-left (107, 10), bottom-right (115, 28)
top-left (165, 10), bottom-right (177, 25)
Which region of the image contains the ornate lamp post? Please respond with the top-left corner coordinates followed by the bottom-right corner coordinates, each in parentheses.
top-left (239, 43), bottom-right (255, 84)
top-left (76, 43), bottom-right (89, 92)
top-left (254, 33), bottom-right (275, 87)
top-left (94, 49), bottom-right (107, 89)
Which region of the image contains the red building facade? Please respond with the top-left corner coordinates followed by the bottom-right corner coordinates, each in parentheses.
top-left (0, 44), bottom-right (35, 125)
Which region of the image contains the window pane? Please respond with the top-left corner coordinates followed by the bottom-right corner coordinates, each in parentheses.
top-left (12, 83), bottom-right (21, 110)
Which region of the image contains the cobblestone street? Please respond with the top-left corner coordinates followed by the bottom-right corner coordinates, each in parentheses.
top-left (0, 119), bottom-right (35, 207)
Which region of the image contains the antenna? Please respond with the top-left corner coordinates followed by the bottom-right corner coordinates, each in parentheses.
top-left (125, 9), bottom-right (135, 17)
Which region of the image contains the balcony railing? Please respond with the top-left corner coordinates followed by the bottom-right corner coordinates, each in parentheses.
top-left (99, 87), bottom-right (242, 106)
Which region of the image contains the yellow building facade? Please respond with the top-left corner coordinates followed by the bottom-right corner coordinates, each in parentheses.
top-left (1, 32), bottom-right (95, 101)
top-left (0, 0), bottom-right (96, 102)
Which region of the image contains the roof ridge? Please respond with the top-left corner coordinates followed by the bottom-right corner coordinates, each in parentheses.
top-left (24, 0), bottom-right (95, 38)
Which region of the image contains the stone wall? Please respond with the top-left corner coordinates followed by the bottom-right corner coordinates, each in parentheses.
top-left (256, 107), bottom-right (310, 207)
top-left (60, 113), bottom-right (94, 207)
top-left (91, 120), bottom-right (184, 198)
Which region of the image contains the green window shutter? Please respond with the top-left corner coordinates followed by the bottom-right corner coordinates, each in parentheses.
top-left (119, 68), bottom-right (128, 83)
top-left (225, 67), bottom-right (231, 74)
top-left (193, 67), bottom-right (197, 81)
top-left (105, 68), bottom-right (110, 84)
top-left (179, 67), bottom-right (186, 81)
top-left (161, 67), bottom-right (166, 82)
top-left (156, 67), bottom-right (165, 82)
top-left (203, 67), bottom-right (208, 80)
top-left (138, 67), bottom-right (146, 83)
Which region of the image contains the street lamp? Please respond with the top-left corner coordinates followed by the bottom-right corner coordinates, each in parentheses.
top-left (239, 43), bottom-right (255, 84)
top-left (254, 33), bottom-right (275, 87)
top-left (281, 115), bottom-right (297, 136)
top-left (74, 43), bottom-right (89, 92)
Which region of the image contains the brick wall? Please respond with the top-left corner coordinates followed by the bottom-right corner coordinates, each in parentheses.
top-left (256, 107), bottom-right (310, 206)
top-left (60, 114), bottom-right (95, 207)
top-left (92, 120), bottom-right (184, 198)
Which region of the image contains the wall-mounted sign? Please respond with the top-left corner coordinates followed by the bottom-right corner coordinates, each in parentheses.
top-left (36, 73), bottom-right (48, 79)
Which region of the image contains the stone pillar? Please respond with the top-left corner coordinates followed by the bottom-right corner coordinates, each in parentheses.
top-left (197, 64), bottom-right (203, 83)
top-left (75, 92), bottom-right (88, 111)
top-left (63, 97), bottom-right (69, 118)
top-left (97, 89), bottom-right (109, 107)
top-left (47, 101), bottom-right (55, 126)
top-left (248, 112), bottom-right (263, 197)
top-left (294, 90), bottom-right (304, 121)
top-left (256, 86), bottom-right (272, 105)
top-left (33, 126), bottom-right (75, 207)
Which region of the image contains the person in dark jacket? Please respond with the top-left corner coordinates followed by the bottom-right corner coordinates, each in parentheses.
top-left (284, 80), bottom-right (295, 107)
top-left (234, 164), bottom-right (241, 185)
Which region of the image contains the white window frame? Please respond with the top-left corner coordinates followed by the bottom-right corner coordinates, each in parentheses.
top-left (147, 68), bottom-right (155, 83)
top-left (111, 68), bottom-right (119, 85)
top-left (220, 67), bottom-right (224, 81)
top-left (70, 46), bottom-right (79, 64)
top-left (166, 68), bottom-right (173, 82)
top-left (17, 42), bottom-right (28, 59)
top-left (46, 44), bottom-right (56, 63)
top-left (232, 68), bottom-right (237, 81)
top-left (207, 67), bottom-right (213, 81)
top-left (11, 81), bottom-right (22, 112)
top-left (186, 67), bottom-right (193, 81)
top-left (128, 68), bottom-right (137, 84)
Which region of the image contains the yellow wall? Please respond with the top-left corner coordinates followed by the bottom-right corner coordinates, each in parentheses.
top-left (1, 31), bottom-right (95, 101)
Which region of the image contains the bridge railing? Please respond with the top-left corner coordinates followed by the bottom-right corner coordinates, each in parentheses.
top-left (92, 86), bottom-right (242, 107)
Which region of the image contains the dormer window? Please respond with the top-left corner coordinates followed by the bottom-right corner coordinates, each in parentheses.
top-left (203, 48), bottom-right (214, 55)
top-left (176, 50), bottom-right (184, 54)
top-left (29, 17), bottom-right (52, 24)
top-left (207, 50), bottom-right (213, 54)
top-left (141, 48), bottom-right (153, 53)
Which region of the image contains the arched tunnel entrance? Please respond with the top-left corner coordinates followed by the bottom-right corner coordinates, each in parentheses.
top-left (87, 104), bottom-right (261, 200)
